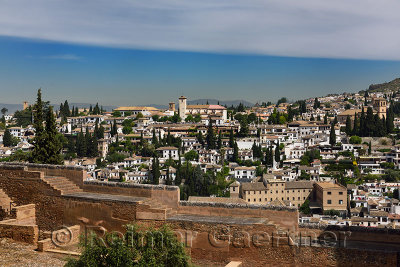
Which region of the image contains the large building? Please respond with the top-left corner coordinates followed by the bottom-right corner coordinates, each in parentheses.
top-left (178, 96), bottom-right (227, 121)
top-left (113, 106), bottom-right (159, 116)
top-left (230, 176), bottom-right (314, 207)
top-left (313, 182), bottom-right (347, 212)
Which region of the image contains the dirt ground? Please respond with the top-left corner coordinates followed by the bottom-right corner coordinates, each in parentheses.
top-left (0, 238), bottom-right (69, 267)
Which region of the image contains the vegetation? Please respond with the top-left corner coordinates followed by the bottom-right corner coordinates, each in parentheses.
top-left (66, 223), bottom-right (191, 267)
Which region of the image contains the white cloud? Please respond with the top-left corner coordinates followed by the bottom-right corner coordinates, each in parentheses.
top-left (1, 0), bottom-right (400, 60)
top-left (43, 54), bottom-right (82, 60)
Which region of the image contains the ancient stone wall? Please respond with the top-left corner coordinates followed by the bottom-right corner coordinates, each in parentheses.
top-left (178, 201), bottom-right (299, 231)
top-left (83, 181), bottom-right (180, 208)
top-left (2, 162), bottom-right (86, 187)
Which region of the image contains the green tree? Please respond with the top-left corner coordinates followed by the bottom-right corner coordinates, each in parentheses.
top-left (345, 115), bottom-right (352, 135)
top-left (31, 89), bottom-right (49, 163)
top-left (329, 122), bottom-right (336, 146)
top-left (66, 224), bottom-right (190, 267)
top-left (43, 106), bottom-right (63, 164)
top-left (184, 150), bottom-right (198, 161)
top-left (2, 128), bottom-right (13, 147)
top-left (299, 199), bottom-right (311, 214)
top-left (274, 141), bottom-right (280, 163)
top-left (349, 135), bottom-right (362, 144)
top-left (206, 119), bottom-right (216, 149)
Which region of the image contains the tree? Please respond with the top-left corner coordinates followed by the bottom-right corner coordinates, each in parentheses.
top-left (184, 150), bottom-right (198, 161)
top-left (324, 112), bottom-right (328, 124)
top-left (229, 128), bottom-right (235, 148)
top-left (233, 142), bottom-right (239, 162)
top-left (274, 141), bottom-right (280, 163)
top-left (217, 134), bottom-right (222, 149)
top-left (197, 131), bottom-right (204, 147)
top-left (349, 135), bottom-right (362, 144)
top-left (299, 199), bottom-right (311, 214)
top-left (31, 89), bottom-right (49, 163)
top-left (206, 119), bottom-right (216, 149)
top-left (43, 106), bottom-right (63, 164)
top-left (3, 128), bottom-right (13, 147)
top-left (151, 157), bottom-right (160, 185)
top-left (329, 122), bottom-right (336, 146)
top-left (345, 115), bottom-right (352, 135)
top-left (394, 189), bottom-right (400, 200)
top-left (1, 107), bottom-right (8, 116)
top-left (66, 223), bottom-right (190, 267)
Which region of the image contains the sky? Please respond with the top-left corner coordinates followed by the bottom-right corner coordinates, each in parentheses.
top-left (0, 0), bottom-right (400, 106)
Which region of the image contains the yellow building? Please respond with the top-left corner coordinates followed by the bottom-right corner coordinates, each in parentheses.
top-left (232, 178), bottom-right (314, 208)
top-left (313, 182), bottom-right (347, 211)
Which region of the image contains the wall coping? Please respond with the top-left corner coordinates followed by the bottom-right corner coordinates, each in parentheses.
top-left (84, 180), bottom-right (179, 191)
top-left (179, 200), bottom-right (298, 212)
top-left (300, 223), bottom-right (400, 234)
top-left (0, 162), bottom-right (86, 171)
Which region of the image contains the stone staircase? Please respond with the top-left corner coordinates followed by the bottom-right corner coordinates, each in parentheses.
top-left (0, 188), bottom-right (13, 214)
top-left (42, 176), bottom-right (83, 195)
top-left (138, 198), bottom-right (178, 220)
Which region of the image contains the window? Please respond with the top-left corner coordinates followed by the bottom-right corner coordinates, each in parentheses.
top-left (259, 198), bottom-right (261, 202)
top-left (339, 192), bottom-right (343, 195)
top-left (339, 200), bottom-right (343, 204)
top-left (232, 187), bottom-right (236, 191)
top-left (327, 192), bottom-right (332, 195)
top-left (327, 200), bottom-right (332, 204)
top-left (254, 198), bottom-right (256, 202)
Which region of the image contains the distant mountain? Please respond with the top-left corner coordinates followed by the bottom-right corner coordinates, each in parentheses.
top-left (363, 78), bottom-right (400, 93)
top-left (187, 99), bottom-right (254, 107)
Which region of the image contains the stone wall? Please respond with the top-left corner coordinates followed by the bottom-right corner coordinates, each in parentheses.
top-left (0, 169), bottom-right (65, 231)
top-left (83, 181), bottom-right (180, 208)
top-left (1, 162), bottom-right (86, 187)
top-left (178, 201), bottom-right (299, 231)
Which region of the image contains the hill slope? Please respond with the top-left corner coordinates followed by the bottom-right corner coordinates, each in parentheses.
top-left (365, 78), bottom-right (400, 93)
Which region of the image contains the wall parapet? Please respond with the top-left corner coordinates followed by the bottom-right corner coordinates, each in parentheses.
top-left (0, 162), bottom-right (85, 171)
top-left (179, 200), bottom-right (298, 212)
top-left (0, 162), bottom-right (86, 187)
top-left (84, 180), bottom-right (179, 191)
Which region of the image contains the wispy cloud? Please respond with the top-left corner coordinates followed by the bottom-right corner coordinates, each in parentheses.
top-left (1, 0), bottom-right (400, 60)
top-left (43, 54), bottom-right (82, 61)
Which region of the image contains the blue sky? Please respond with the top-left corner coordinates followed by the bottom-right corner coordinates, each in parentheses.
top-left (0, 1), bottom-right (400, 106)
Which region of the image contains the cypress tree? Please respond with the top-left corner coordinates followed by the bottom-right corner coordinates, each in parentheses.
top-left (345, 115), bottom-right (352, 135)
top-left (206, 119), bottom-right (216, 149)
top-left (3, 128), bottom-right (12, 147)
top-left (324, 112), bottom-right (328, 124)
top-left (44, 106), bottom-right (63, 164)
top-left (233, 142), bottom-right (239, 162)
top-left (352, 114), bottom-right (360, 136)
top-left (275, 141), bottom-right (280, 162)
top-left (359, 108), bottom-right (365, 136)
top-left (329, 122), bottom-right (336, 146)
top-left (229, 128), bottom-right (234, 148)
top-left (63, 100), bottom-right (70, 117)
top-left (217, 134), bottom-right (222, 149)
top-left (31, 89), bottom-right (48, 163)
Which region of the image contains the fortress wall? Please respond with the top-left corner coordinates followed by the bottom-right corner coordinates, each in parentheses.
top-left (83, 181), bottom-right (180, 208)
top-left (0, 163), bottom-right (86, 187)
top-left (0, 169), bottom-right (65, 230)
top-left (178, 201), bottom-right (299, 231)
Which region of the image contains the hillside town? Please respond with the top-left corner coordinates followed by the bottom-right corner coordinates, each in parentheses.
top-left (2, 84), bottom-right (400, 228)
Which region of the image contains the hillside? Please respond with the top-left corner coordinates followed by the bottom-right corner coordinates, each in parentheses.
top-left (364, 78), bottom-right (400, 93)
top-left (188, 99), bottom-right (254, 107)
